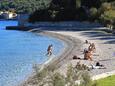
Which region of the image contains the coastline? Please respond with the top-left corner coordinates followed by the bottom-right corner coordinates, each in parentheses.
top-left (19, 29), bottom-right (115, 86)
top-left (1, 17), bottom-right (114, 86)
top-left (20, 30), bottom-right (82, 86)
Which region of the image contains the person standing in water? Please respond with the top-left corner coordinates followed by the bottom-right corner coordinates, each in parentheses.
top-left (47, 44), bottom-right (53, 56)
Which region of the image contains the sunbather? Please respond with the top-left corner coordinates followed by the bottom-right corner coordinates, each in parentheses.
top-left (89, 62), bottom-right (106, 69)
top-left (84, 50), bottom-right (93, 61)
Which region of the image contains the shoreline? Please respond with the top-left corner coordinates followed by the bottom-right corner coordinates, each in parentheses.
top-left (20, 30), bottom-right (82, 86)
top-left (19, 30), bottom-right (115, 86)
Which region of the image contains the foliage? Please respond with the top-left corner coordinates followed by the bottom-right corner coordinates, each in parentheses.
top-left (33, 63), bottom-right (97, 86)
top-left (100, 10), bottom-right (115, 21)
top-left (0, 0), bottom-right (52, 13)
top-left (0, 0), bottom-right (115, 25)
top-left (76, 0), bottom-right (81, 8)
top-left (81, 0), bottom-right (101, 8)
top-left (28, 0), bottom-right (115, 22)
top-left (80, 71), bottom-right (92, 86)
top-left (90, 8), bottom-right (98, 16)
top-left (98, 1), bottom-right (115, 31)
top-left (99, 2), bottom-right (112, 14)
top-left (66, 64), bottom-right (78, 86)
top-left (29, 9), bottom-right (51, 23)
top-left (33, 64), bottom-right (65, 86)
top-left (49, 72), bottom-right (65, 86)
top-left (111, 1), bottom-right (115, 10)
top-left (89, 7), bottom-right (98, 21)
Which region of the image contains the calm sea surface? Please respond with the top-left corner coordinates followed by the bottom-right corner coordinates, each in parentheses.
top-left (0, 20), bottom-right (64, 86)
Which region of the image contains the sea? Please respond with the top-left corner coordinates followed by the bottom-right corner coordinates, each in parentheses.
top-left (0, 20), bottom-right (64, 86)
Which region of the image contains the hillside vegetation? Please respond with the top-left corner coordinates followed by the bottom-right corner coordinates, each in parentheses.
top-left (0, 0), bottom-right (115, 31)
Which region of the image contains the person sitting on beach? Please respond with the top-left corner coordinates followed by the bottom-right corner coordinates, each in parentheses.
top-left (46, 44), bottom-right (53, 56)
top-left (89, 62), bottom-right (106, 69)
top-left (73, 49), bottom-right (92, 61)
top-left (91, 43), bottom-right (96, 52)
top-left (88, 43), bottom-right (96, 53)
top-left (84, 50), bottom-right (93, 61)
top-left (85, 40), bottom-right (89, 44)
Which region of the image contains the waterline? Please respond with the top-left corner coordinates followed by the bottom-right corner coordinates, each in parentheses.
top-left (0, 30), bottom-right (64, 86)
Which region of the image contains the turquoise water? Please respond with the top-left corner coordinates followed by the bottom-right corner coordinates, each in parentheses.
top-left (0, 21), bottom-right (64, 86)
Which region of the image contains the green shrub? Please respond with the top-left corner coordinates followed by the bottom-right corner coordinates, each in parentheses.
top-left (90, 8), bottom-right (98, 16)
top-left (33, 63), bottom-right (97, 86)
top-left (76, 0), bottom-right (81, 8)
top-left (111, 1), bottom-right (115, 10)
top-left (66, 64), bottom-right (78, 86)
top-left (49, 72), bottom-right (65, 86)
top-left (89, 7), bottom-right (98, 21)
top-left (99, 2), bottom-right (112, 13)
top-left (80, 71), bottom-right (92, 86)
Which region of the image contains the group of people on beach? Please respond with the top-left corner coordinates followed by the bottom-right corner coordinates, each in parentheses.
top-left (47, 40), bottom-right (96, 60)
top-left (73, 40), bottom-right (96, 61)
top-left (84, 40), bottom-right (96, 61)
top-left (46, 40), bottom-right (106, 70)
top-left (73, 40), bottom-right (106, 70)
top-left (75, 61), bottom-right (106, 71)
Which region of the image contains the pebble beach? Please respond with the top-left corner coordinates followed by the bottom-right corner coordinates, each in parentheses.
top-left (22, 30), bottom-right (115, 86)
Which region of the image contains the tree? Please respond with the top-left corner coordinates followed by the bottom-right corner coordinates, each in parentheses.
top-left (0, 0), bottom-right (52, 14)
top-left (0, 0), bottom-right (10, 10)
top-left (89, 7), bottom-right (98, 21)
top-left (111, 1), bottom-right (115, 9)
top-left (29, 9), bottom-right (51, 23)
top-left (76, 0), bottom-right (81, 8)
top-left (99, 2), bottom-right (112, 14)
top-left (81, 0), bottom-right (101, 8)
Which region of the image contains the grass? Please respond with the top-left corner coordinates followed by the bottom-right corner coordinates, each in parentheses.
top-left (96, 75), bottom-right (115, 86)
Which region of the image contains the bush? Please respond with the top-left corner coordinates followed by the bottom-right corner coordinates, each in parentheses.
top-left (111, 1), bottom-right (115, 10)
top-left (99, 9), bottom-right (115, 27)
top-left (80, 71), bottom-right (92, 86)
top-left (33, 63), bottom-right (97, 86)
top-left (76, 0), bottom-right (81, 8)
top-left (89, 7), bottom-right (98, 21)
top-left (50, 72), bottom-right (65, 86)
top-left (99, 2), bottom-right (112, 14)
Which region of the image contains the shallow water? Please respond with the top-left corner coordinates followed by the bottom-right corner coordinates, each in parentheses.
top-left (0, 21), bottom-right (64, 86)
